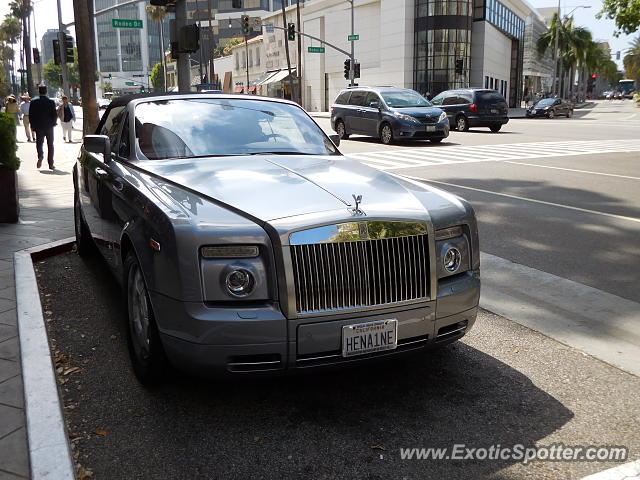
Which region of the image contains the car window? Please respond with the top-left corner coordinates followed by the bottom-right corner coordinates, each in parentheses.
top-left (379, 90), bottom-right (431, 107)
top-left (133, 98), bottom-right (339, 159)
top-left (431, 94), bottom-right (444, 105)
top-left (102, 107), bottom-right (126, 154)
top-left (459, 93), bottom-right (473, 104)
top-left (99, 106), bottom-right (125, 137)
top-left (365, 92), bottom-right (381, 107)
top-left (442, 95), bottom-right (460, 105)
top-left (335, 91), bottom-right (351, 105)
top-left (535, 98), bottom-right (555, 107)
top-left (348, 91), bottom-right (368, 106)
top-left (118, 113), bottom-right (130, 158)
top-left (476, 91), bottom-right (507, 104)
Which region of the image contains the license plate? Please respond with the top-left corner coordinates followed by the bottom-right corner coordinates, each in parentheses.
top-left (342, 319), bottom-right (398, 357)
top-left (490, 108), bottom-right (498, 113)
top-left (425, 125), bottom-right (436, 132)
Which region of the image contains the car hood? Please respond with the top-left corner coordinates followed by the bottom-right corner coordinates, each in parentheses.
top-left (391, 106), bottom-right (443, 118)
top-left (140, 155), bottom-right (431, 222)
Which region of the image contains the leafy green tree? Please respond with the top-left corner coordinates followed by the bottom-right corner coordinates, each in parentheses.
top-left (103, 81), bottom-right (113, 93)
top-left (598, 0), bottom-right (640, 36)
top-left (150, 62), bottom-right (164, 91)
top-left (10, 0), bottom-right (34, 97)
top-left (43, 49), bottom-right (80, 90)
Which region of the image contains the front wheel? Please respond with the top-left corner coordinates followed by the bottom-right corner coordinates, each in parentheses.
top-left (566, 109), bottom-right (573, 118)
top-left (74, 193), bottom-right (96, 257)
top-left (547, 110), bottom-right (555, 119)
top-left (489, 124), bottom-right (502, 133)
top-left (455, 115), bottom-right (469, 131)
top-left (335, 120), bottom-right (349, 140)
top-left (380, 123), bottom-right (394, 145)
top-left (125, 252), bottom-right (168, 386)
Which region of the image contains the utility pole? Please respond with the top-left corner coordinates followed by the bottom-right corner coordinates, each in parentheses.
top-left (349, 0), bottom-right (354, 87)
top-left (176, 0), bottom-right (190, 92)
top-left (245, 27), bottom-right (250, 93)
top-left (72, 0), bottom-right (99, 135)
top-left (195, 0), bottom-right (204, 83)
top-left (296, 0), bottom-right (302, 106)
top-left (280, 2), bottom-right (293, 100)
top-left (56, 0), bottom-right (70, 97)
top-left (208, 0), bottom-right (215, 87)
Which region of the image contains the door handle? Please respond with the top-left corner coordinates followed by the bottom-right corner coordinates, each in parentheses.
top-left (113, 178), bottom-right (124, 192)
top-left (94, 167), bottom-right (108, 178)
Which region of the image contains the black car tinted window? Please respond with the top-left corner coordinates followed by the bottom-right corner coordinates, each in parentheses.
top-left (442, 95), bottom-right (461, 105)
top-left (99, 106), bottom-right (125, 137)
top-left (103, 107), bottom-right (126, 154)
top-left (335, 91), bottom-right (351, 104)
top-left (476, 91), bottom-right (507, 104)
top-left (134, 98), bottom-right (339, 159)
top-left (431, 94), bottom-right (444, 105)
top-left (348, 91), bottom-right (368, 106)
top-left (118, 113), bottom-right (130, 158)
top-left (459, 93), bottom-right (473, 104)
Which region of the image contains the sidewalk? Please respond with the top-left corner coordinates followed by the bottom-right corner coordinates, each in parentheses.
top-left (0, 124), bottom-right (80, 479)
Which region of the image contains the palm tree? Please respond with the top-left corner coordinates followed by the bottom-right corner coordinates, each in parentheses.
top-left (146, 5), bottom-right (168, 92)
top-left (623, 35), bottom-right (640, 87)
top-left (0, 15), bottom-right (22, 95)
top-left (9, 0), bottom-right (34, 97)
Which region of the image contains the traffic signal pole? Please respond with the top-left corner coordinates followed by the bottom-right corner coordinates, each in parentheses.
top-left (348, 0), bottom-right (354, 86)
top-left (175, 0), bottom-right (191, 92)
top-left (56, 0), bottom-right (70, 97)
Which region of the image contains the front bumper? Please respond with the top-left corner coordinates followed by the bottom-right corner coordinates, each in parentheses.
top-left (526, 109), bottom-right (550, 117)
top-left (393, 118), bottom-right (450, 140)
top-left (151, 271), bottom-right (480, 377)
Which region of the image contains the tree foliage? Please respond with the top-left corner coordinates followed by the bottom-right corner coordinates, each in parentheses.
top-left (624, 35), bottom-right (640, 85)
top-left (43, 49), bottom-right (80, 89)
top-left (150, 61), bottom-right (164, 91)
top-left (598, 0), bottom-right (640, 36)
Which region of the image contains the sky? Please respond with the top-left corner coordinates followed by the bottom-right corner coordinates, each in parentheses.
top-left (0, 0), bottom-right (637, 70)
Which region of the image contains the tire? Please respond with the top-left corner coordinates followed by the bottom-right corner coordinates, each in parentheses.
top-left (380, 123), bottom-right (394, 145)
top-left (566, 109), bottom-right (573, 118)
top-left (455, 115), bottom-right (469, 131)
top-left (430, 137), bottom-right (444, 143)
top-left (74, 192), bottom-right (96, 257)
top-left (124, 252), bottom-right (168, 386)
top-left (489, 124), bottom-right (502, 133)
top-left (335, 120), bottom-right (349, 140)
top-left (547, 110), bottom-right (555, 119)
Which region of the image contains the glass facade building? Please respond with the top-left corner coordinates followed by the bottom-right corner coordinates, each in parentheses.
top-left (414, 0), bottom-right (473, 96)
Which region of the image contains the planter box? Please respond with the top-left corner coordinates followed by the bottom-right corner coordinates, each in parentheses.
top-left (0, 167), bottom-right (19, 223)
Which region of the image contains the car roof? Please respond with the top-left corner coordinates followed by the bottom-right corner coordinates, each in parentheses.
top-left (338, 86), bottom-right (417, 94)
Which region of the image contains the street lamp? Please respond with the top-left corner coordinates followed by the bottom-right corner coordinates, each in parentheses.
top-left (551, 4), bottom-right (591, 96)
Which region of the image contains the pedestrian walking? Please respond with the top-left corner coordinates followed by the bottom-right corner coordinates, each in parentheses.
top-left (29, 85), bottom-right (58, 169)
top-left (5, 95), bottom-right (20, 135)
top-left (19, 94), bottom-right (33, 142)
top-left (57, 95), bottom-right (76, 143)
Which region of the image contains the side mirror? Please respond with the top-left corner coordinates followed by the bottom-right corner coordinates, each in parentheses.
top-left (84, 135), bottom-right (111, 162)
top-left (370, 101), bottom-right (380, 110)
top-left (329, 134), bottom-right (340, 147)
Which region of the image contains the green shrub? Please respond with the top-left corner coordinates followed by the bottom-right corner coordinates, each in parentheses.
top-left (0, 112), bottom-right (19, 170)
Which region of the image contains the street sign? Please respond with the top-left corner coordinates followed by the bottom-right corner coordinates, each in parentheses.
top-left (265, 22), bottom-right (274, 33)
top-left (308, 46), bottom-right (325, 53)
top-left (125, 81), bottom-right (136, 86)
top-left (112, 19), bottom-right (143, 29)
top-left (253, 17), bottom-right (261, 28)
top-left (348, 34), bottom-right (359, 41)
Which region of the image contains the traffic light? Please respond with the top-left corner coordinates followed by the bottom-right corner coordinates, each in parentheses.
top-left (179, 24), bottom-right (200, 52)
top-left (591, 73), bottom-right (597, 79)
top-left (354, 62), bottom-right (360, 79)
top-left (52, 39), bottom-right (61, 65)
top-left (455, 58), bottom-right (463, 75)
top-left (32, 48), bottom-right (40, 64)
top-left (241, 15), bottom-right (250, 35)
top-left (343, 58), bottom-right (351, 79)
top-left (287, 23), bottom-right (296, 41)
top-left (139, 86), bottom-right (146, 93)
top-left (232, 0), bottom-right (242, 7)
top-left (64, 34), bottom-right (74, 63)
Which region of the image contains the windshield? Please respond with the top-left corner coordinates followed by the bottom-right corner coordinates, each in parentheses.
top-left (134, 98), bottom-right (339, 160)
top-left (534, 98), bottom-right (556, 107)
top-left (380, 90), bottom-right (432, 108)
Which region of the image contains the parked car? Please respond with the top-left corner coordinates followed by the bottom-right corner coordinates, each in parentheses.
top-left (74, 93), bottom-right (480, 384)
top-left (526, 98), bottom-right (573, 118)
top-left (430, 88), bottom-right (509, 132)
top-left (330, 87), bottom-right (449, 145)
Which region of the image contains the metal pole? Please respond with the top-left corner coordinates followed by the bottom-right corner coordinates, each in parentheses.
top-left (245, 33), bottom-right (250, 94)
top-left (208, 0), bottom-right (215, 88)
top-left (56, 0), bottom-right (70, 97)
top-left (550, 0), bottom-right (560, 95)
top-left (176, 0), bottom-right (190, 92)
top-left (349, 0), bottom-right (354, 87)
top-left (195, 0), bottom-right (204, 83)
top-left (296, 0), bottom-right (302, 106)
top-left (160, 18), bottom-right (168, 91)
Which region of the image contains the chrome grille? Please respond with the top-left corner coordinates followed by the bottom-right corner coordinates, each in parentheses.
top-left (290, 235), bottom-right (430, 314)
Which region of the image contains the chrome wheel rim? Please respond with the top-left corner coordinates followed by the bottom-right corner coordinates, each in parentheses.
top-left (381, 125), bottom-right (392, 143)
top-left (337, 122), bottom-right (345, 138)
top-left (457, 117), bottom-right (466, 130)
top-left (129, 265), bottom-right (150, 360)
top-left (548, 110), bottom-right (554, 118)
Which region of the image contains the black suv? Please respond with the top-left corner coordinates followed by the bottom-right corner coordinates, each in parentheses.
top-left (430, 88), bottom-right (509, 132)
top-left (330, 87), bottom-right (449, 145)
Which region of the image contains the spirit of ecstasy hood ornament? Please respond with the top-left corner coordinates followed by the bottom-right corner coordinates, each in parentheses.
top-left (350, 194), bottom-right (365, 216)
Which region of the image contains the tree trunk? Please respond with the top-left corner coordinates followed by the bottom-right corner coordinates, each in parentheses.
top-left (72, 0), bottom-right (99, 135)
top-left (23, 16), bottom-right (34, 97)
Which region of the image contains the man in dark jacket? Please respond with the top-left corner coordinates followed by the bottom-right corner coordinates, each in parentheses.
top-left (29, 85), bottom-right (58, 169)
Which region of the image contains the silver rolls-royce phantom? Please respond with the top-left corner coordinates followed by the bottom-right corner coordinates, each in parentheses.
top-left (73, 93), bottom-right (480, 384)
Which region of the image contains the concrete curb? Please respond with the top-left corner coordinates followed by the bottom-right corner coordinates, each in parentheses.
top-left (15, 238), bottom-right (76, 480)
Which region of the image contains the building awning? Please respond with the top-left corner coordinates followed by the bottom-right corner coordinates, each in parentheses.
top-left (248, 86), bottom-right (257, 93)
top-left (259, 68), bottom-right (297, 86)
top-left (234, 86), bottom-right (244, 93)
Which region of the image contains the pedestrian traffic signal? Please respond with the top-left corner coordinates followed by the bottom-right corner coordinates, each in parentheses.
top-left (287, 23), bottom-right (296, 41)
top-left (64, 34), bottom-right (74, 64)
top-left (343, 59), bottom-right (351, 79)
top-left (32, 48), bottom-right (40, 64)
top-left (591, 73), bottom-right (597, 79)
top-left (52, 39), bottom-right (61, 65)
top-left (354, 62), bottom-right (360, 79)
top-left (241, 15), bottom-right (250, 35)
top-left (455, 58), bottom-right (463, 75)
top-left (232, 0), bottom-right (242, 7)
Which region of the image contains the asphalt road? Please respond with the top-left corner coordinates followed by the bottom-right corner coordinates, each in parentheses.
top-left (36, 252), bottom-right (640, 480)
top-left (314, 100), bottom-right (640, 302)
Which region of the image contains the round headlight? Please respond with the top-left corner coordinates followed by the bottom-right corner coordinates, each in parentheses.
top-left (443, 247), bottom-right (461, 273)
top-left (225, 268), bottom-right (255, 297)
